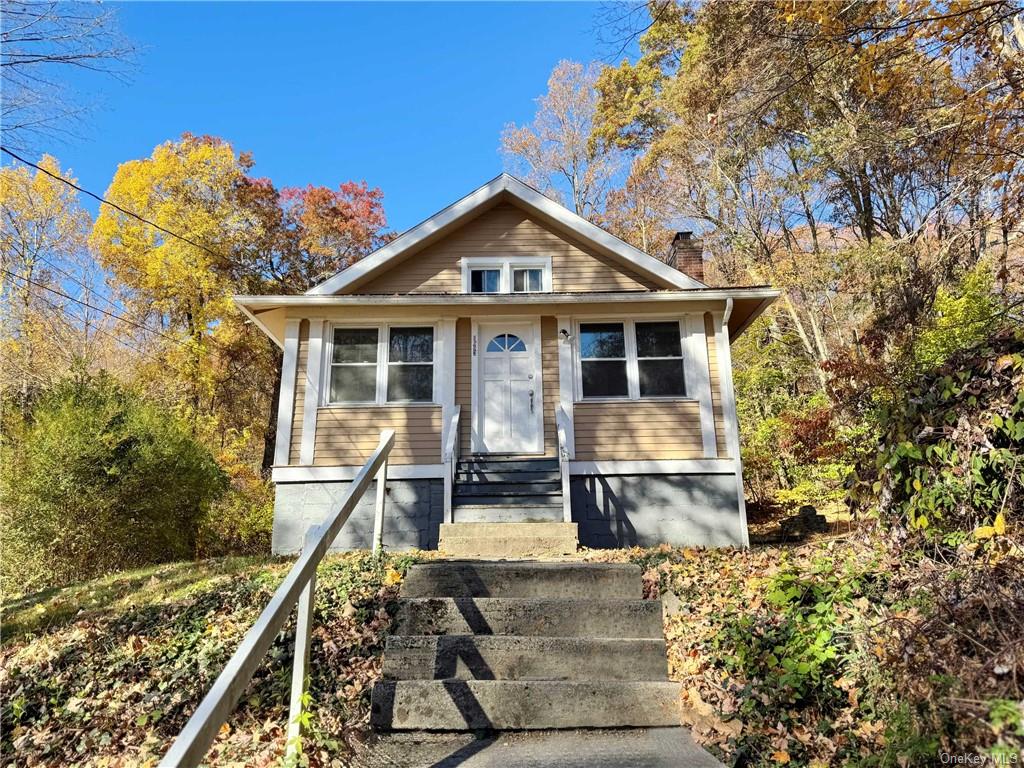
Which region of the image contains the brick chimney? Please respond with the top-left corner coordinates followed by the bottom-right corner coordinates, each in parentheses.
top-left (667, 231), bottom-right (704, 282)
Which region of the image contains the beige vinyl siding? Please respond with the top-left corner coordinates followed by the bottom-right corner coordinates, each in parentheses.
top-left (704, 313), bottom-right (729, 457)
top-left (541, 316), bottom-right (558, 457)
top-left (573, 400), bottom-right (704, 461)
top-left (455, 318), bottom-right (472, 457)
top-left (289, 320), bottom-right (310, 464)
top-left (359, 203), bottom-right (662, 294)
top-left (311, 405), bottom-right (442, 465)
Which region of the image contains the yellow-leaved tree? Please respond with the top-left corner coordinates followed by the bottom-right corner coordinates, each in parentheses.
top-left (0, 155), bottom-right (96, 402)
top-left (90, 134), bottom-right (249, 434)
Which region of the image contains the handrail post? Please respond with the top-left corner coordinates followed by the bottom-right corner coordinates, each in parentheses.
top-left (285, 525), bottom-right (318, 762)
top-left (158, 430), bottom-right (395, 768)
top-left (442, 406), bottom-right (460, 524)
top-left (372, 456), bottom-right (388, 553)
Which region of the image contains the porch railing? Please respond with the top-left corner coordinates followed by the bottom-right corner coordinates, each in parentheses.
top-left (158, 429), bottom-right (396, 768)
top-left (556, 406), bottom-right (572, 523)
top-left (442, 405), bottom-right (461, 523)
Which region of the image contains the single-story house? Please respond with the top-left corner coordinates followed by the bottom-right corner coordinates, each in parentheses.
top-left (234, 173), bottom-right (778, 553)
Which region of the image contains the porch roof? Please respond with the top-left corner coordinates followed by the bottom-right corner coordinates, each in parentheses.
top-left (234, 287), bottom-right (780, 349)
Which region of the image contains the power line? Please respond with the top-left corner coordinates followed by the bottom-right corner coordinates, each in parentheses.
top-left (28, 289), bottom-right (166, 364)
top-left (35, 255), bottom-right (125, 315)
top-left (1, 145), bottom-right (227, 262)
top-left (2, 268), bottom-right (185, 346)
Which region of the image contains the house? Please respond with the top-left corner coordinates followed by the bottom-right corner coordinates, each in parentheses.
top-left (234, 174), bottom-right (778, 554)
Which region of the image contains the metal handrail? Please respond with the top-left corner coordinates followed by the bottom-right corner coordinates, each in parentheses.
top-left (442, 405), bottom-right (461, 523)
top-left (555, 407), bottom-right (572, 523)
top-left (159, 430), bottom-right (396, 768)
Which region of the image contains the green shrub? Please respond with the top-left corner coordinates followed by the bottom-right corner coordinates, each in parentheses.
top-left (854, 328), bottom-right (1023, 541)
top-left (0, 373), bottom-right (226, 593)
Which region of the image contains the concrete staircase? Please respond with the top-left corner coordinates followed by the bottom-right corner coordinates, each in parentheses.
top-left (369, 561), bottom-right (682, 732)
top-left (442, 456), bottom-right (578, 558)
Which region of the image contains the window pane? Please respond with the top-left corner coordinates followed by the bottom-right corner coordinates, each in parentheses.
top-left (581, 360), bottom-right (628, 398)
top-left (387, 364), bottom-right (433, 401)
top-left (389, 327), bottom-right (433, 363)
top-left (579, 323), bottom-right (625, 359)
top-left (636, 322), bottom-right (682, 358)
top-left (638, 359), bottom-right (686, 397)
top-left (470, 269), bottom-right (500, 293)
top-left (332, 328), bottom-right (378, 363)
top-left (513, 268), bottom-right (543, 292)
top-left (330, 365), bottom-right (376, 402)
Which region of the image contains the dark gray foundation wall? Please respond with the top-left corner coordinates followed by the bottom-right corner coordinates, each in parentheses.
top-left (272, 479), bottom-right (443, 555)
top-left (571, 473), bottom-right (744, 548)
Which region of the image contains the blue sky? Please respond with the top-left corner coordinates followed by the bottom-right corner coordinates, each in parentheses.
top-left (37, 2), bottom-right (624, 232)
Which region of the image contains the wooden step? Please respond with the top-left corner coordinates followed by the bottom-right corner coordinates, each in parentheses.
top-left (454, 483), bottom-right (561, 497)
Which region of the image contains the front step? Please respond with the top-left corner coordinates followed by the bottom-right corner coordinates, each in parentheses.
top-left (370, 680), bottom-right (682, 730)
top-left (439, 522), bottom-right (577, 558)
top-left (370, 561), bottom-right (685, 735)
top-left (395, 597), bottom-right (663, 638)
top-left (383, 636), bottom-right (669, 681)
top-left (401, 561), bottom-right (641, 599)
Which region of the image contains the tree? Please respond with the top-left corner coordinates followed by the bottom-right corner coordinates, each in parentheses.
top-left (91, 133), bottom-right (392, 469)
top-left (591, 0), bottom-right (1024, 508)
top-left (0, 155), bottom-right (101, 403)
top-left (501, 60), bottom-right (623, 220)
top-left (0, 1), bottom-right (134, 149)
top-left (90, 134), bottom-right (247, 433)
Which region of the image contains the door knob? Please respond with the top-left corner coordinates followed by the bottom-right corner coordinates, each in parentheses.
top-left (529, 390), bottom-right (535, 413)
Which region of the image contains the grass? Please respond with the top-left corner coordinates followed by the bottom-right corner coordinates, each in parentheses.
top-left (1, 551), bottom-right (417, 767)
top-left (2, 556), bottom-right (272, 642)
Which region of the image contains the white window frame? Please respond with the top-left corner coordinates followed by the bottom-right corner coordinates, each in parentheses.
top-left (461, 256), bottom-right (553, 294)
top-left (323, 321), bottom-right (439, 406)
top-left (573, 316), bottom-right (695, 402)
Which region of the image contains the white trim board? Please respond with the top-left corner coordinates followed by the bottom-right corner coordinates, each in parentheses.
top-left (273, 318), bottom-right (302, 466)
top-left (299, 319), bottom-right (325, 465)
top-left (238, 288), bottom-right (780, 309)
top-left (568, 459), bottom-right (739, 475)
top-left (272, 464), bottom-right (446, 483)
top-left (305, 174), bottom-right (707, 296)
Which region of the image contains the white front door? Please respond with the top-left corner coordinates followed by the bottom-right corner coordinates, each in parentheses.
top-left (474, 321), bottom-right (543, 453)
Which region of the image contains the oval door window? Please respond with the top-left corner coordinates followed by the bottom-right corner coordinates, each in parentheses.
top-left (485, 333), bottom-right (527, 353)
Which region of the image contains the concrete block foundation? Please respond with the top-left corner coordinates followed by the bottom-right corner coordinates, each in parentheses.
top-left (272, 479), bottom-right (443, 555)
top-left (570, 473), bottom-right (743, 548)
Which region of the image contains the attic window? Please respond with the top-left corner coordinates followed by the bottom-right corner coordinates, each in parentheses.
top-left (461, 257), bottom-right (552, 294)
top-left (470, 269), bottom-right (500, 293)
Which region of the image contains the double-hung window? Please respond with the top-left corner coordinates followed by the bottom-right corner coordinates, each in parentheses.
top-left (579, 323), bottom-right (629, 398)
top-left (635, 321), bottom-right (685, 397)
top-left (578, 320), bottom-right (687, 400)
top-left (387, 327), bottom-right (434, 402)
top-left (329, 328), bottom-right (379, 403)
top-left (327, 324), bottom-right (435, 404)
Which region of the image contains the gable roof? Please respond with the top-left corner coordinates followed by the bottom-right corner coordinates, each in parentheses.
top-left (306, 173), bottom-right (706, 295)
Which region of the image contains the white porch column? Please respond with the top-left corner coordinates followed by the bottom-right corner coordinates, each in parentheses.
top-left (436, 318), bottom-right (457, 446)
top-left (274, 318), bottom-right (302, 467)
top-left (684, 313), bottom-right (718, 459)
top-left (299, 319), bottom-right (325, 466)
top-left (555, 315), bottom-right (575, 458)
top-left (714, 301), bottom-right (750, 547)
